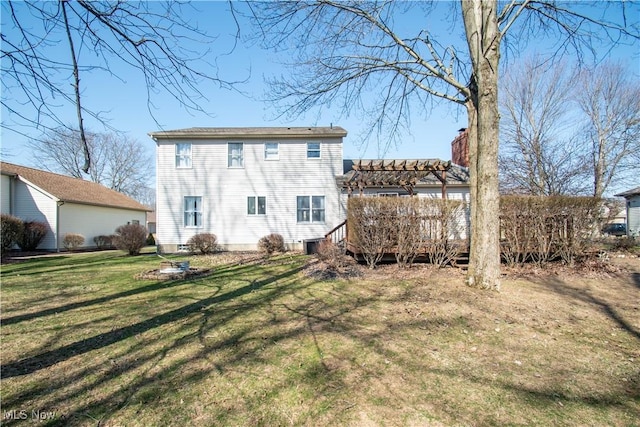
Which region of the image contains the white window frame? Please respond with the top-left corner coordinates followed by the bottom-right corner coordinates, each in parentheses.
top-left (247, 196), bottom-right (267, 216)
top-left (228, 142), bottom-right (244, 168)
top-left (176, 143), bottom-right (192, 168)
top-left (306, 142), bottom-right (321, 159)
top-left (184, 196), bottom-right (203, 228)
top-left (264, 142), bottom-right (279, 160)
top-left (297, 195), bottom-right (325, 223)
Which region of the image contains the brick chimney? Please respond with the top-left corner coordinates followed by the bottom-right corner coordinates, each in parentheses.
top-left (451, 128), bottom-right (469, 167)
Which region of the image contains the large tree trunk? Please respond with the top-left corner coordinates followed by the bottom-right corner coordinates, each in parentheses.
top-left (461, 0), bottom-right (501, 290)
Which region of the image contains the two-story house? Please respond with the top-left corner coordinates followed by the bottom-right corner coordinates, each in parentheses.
top-left (149, 127), bottom-right (348, 252)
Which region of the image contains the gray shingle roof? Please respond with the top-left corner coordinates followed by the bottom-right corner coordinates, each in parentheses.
top-left (615, 186), bottom-right (640, 198)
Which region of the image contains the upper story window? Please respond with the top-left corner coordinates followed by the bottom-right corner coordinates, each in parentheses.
top-left (297, 195), bottom-right (325, 223)
top-left (264, 142), bottom-right (279, 160)
top-left (176, 143), bottom-right (192, 168)
top-left (184, 196), bottom-right (203, 227)
top-left (307, 142), bottom-right (321, 159)
top-left (247, 196), bottom-right (266, 215)
top-left (228, 143), bottom-right (244, 168)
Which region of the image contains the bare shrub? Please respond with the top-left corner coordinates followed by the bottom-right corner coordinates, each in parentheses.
top-left (93, 235), bottom-right (114, 250)
top-left (17, 221), bottom-right (48, 251)
top-left (500, 196), bottom-right (602, 266)
top-left (258, 233), bottom-right (285, 255)
top-left (63, 233), bottom-right (85, 251)
top-left (187, 233), bottom-right (218, 254)
top-left (423, 199), bottom-right (466, 268)
top-left (611, 236), bottom-right (637, 252)
top-left (348, 197), bottom-right (467, 269)
top-left (112, 223), bottom-right (147, 255)
top-left (316, 238), bottom-right (349, 269)
top-left (395, 198), bottom-right (424, 268)
top-left (348, 197), bottom-right (397, 269)
top-left (1, 214), bottom-right (23, 255)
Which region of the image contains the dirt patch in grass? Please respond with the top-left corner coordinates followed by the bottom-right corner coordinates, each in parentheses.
top-left (1, 251), bottom-right (638, 426)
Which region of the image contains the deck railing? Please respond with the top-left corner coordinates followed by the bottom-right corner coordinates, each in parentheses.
top-left (324, 219), bottom-right (347, 246)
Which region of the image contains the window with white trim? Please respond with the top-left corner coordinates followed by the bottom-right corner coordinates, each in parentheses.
top-left (176, 143), bottom-right (192, 168)
top-left (264, 142), bottom-right (279, 160)
top-left (184, 196), bottom-right (203, 227)
top-left (228, 143), bottom-right (244, 167)
top-left (247, 196), bottom-right (266, 215)
top-left (307, 142), bottom-right (321, 159)
top-left (297, 196), bottom-right (325, 223)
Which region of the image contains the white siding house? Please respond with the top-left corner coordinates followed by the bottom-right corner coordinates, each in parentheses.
top-left (150, 127), bottom-right (472, 253)
top-left (0, 162), bottom-right (149, 251)
top-left (149, 127), bottom-right (348, 252)
top-left (615, 187), bottom-right (640, 238)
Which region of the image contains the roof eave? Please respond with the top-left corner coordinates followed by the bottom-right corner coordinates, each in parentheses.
top-left (148, 128), bottom-right (348, 140)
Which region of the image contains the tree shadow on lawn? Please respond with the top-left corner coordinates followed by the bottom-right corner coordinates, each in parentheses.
top-left (0, 261), bottom-right (252, 326)
top-left (0, 252), bottom-right (145, 277)
top-left (0, 262), bottom-right (304, 379)
top-left (531, 274), bottom-right (640, 341)
top-left (3, 264), bottom-right (638, 426)
top-left (2, 262), bottom-right (374, 426)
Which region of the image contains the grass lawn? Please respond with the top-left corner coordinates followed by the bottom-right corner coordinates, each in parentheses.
top-left (1, 250), bottom-right (638, 426)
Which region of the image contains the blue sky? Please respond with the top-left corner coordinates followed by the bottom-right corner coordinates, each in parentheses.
top-left (2, 1), bottom-right (638, 187)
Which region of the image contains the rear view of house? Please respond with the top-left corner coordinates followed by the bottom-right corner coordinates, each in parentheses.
top-left (149, 127), bottom-right (348, 252)
top-left (151, 126), bottom-right (472, 253)
top-left (1, 162), bottom-right (149, 251)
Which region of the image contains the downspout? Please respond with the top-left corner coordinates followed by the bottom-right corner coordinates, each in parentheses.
top-left (56, 200), bottom-right (65, 252)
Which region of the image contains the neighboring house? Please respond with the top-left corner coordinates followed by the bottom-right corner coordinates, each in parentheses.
top-left (614, 186), bottom-right (640, 238)
top-left (146, 211), bottom-right (157, 235)
top-left (0, 162), bottom-right (150, 251)
top-left (150, 126), bottom-right (471, 253)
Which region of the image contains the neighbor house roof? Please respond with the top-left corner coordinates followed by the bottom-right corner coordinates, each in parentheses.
top-left (615, 187), bottom-right (640, 198)
top-left (0, 162), bottom-right (150, 212)
top-left (148, 126), bottom-right (348, 140)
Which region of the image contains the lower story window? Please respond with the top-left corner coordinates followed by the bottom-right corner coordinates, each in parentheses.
top-left (248, 196), bottom-right (266, 215)
top-left (184, 196), bottom-right (203, 227)
top-left (297, 195), bottom-right (325, 223)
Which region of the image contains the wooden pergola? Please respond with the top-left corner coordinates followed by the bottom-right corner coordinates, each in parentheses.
top-left (343, 159), bottom-right (451, 198)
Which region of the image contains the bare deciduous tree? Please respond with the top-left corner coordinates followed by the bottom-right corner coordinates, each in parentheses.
top-left (499, 57), bottom-right (590, 196)
top-left (575, 61), bottom-right (640, 198)
top-left (30, 128), bottom-right (154, 205)
top-left (249, 1), bottom-right (637, 290)
top-left (500, 58), bottom-right (639, 198)
top-left (2, 1), bottom-right (239, 172)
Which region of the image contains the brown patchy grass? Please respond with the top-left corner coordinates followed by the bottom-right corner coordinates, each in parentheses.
top-left (1, 251), bottom-right (638, 426)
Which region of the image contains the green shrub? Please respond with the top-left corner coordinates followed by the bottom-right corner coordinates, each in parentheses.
top-left (187, 233), bottom-right (218, 254)
top-left (17, 221), bottom-right (48, 251)
top-left (1, 214), bottom-right (24, 255)
top-left (146, 233), bottom-right (156, 246)
top-left (112, 223), bottom-right (147, 255)
top-left (63, 233), bottom-right (85, 251)
top-left (258, 233), bottom-right (285, 255)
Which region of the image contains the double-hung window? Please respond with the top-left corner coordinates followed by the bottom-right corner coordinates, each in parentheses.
top-left (247, 196), bottom-right (266, 215)
top-left (264, 143), bottom-right (279, 160)
top-left (184, 196), bottom-right (202, 227)
top-left (307, 142), bottom-right (321, 159)
top-left (297, 196), bottom-right (325, 223)
top-left (228, 143), bottom-right (244, 168)
top-left (176, 143), bottom-right (192, 168)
